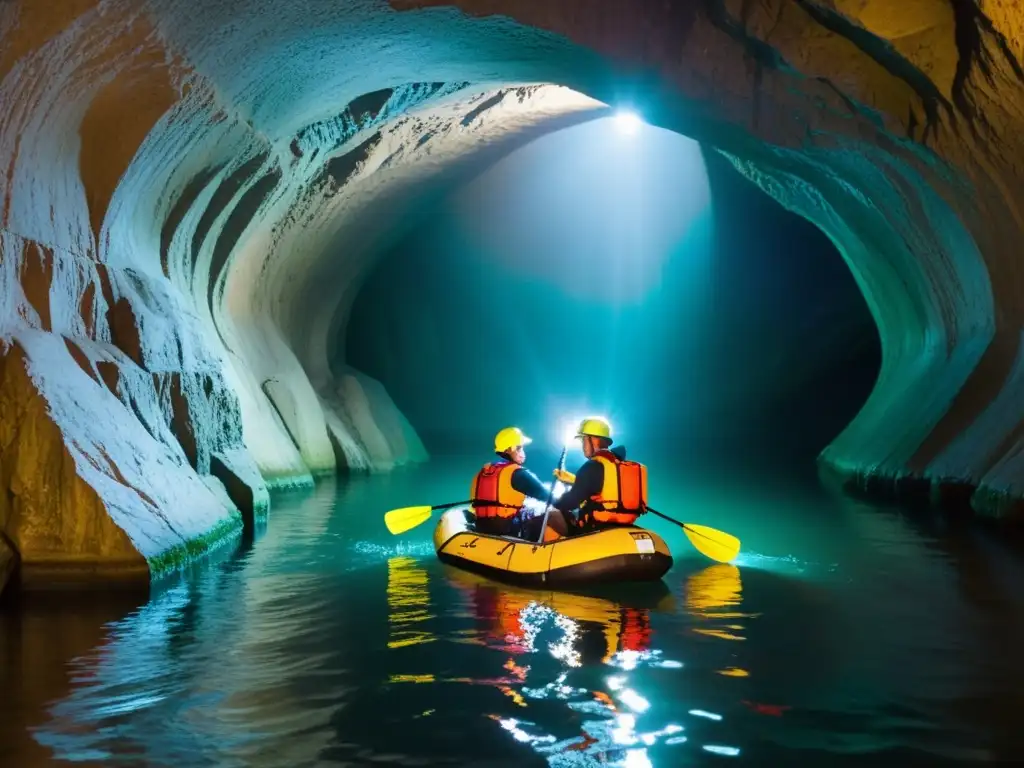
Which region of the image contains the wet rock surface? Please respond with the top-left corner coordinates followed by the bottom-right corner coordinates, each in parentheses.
top-left (0, 534), bottom-right (16, 597)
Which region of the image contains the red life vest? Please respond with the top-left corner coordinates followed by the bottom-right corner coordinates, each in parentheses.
top-left (586, 450), bottom-right (648, 525)
top-left (470, 461), bottom-right (526, 519)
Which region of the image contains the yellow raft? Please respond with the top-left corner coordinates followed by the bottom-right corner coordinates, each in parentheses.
top-left (433, 508), bottom-right (674, 588)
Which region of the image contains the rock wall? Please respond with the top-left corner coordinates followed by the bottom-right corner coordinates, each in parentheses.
top-left (0, 533), bottom-right (15, 596)
top-left (0, 0), bottom-right (609, 594)
top-left (0, 0), bottom-right (1022, 594)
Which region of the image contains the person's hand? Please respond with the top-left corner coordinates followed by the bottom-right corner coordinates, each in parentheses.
top-left (553, 468), bottom-right (576, 484)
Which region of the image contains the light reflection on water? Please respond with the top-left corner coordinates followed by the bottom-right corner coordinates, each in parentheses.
top-left (3, 461), bottom-right (1024, 766)
top-left (435, 564), bottom-right (745, 765)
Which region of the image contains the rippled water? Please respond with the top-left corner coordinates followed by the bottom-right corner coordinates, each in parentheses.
top-left (3, 456), bottom-right (1024, 766)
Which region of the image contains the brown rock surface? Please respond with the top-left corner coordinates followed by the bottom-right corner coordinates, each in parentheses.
top-left (0, 533), bottom-right (16, 597)
top-left (0, 340), bottom-right (147, 588)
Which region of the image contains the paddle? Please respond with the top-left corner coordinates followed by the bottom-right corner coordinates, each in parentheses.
top-left (535, 444), bottom-right (569, 543)
top-left (646, 507), bottom-right (741, 564)
top-left (384, 499), bottom-right (472, 535)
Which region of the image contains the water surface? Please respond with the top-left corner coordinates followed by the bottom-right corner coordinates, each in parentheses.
top-left (3, 455), bottom-right (1023, 766)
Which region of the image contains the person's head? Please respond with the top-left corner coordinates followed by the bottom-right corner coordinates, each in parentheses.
top-left (494, 426), bottom-right (532, 465)
top-left (574, 417), bottom-right (613, 458)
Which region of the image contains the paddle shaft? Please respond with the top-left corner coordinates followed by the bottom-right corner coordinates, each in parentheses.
top-left (431, 500), bottom-right (473, 511)
top-left (646, 507), bottom-right (706, 540)
top-left (536, 446), bottom-right (568, 543)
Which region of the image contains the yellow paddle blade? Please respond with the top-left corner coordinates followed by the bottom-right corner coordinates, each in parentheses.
top-left (384, 505), bottom-right (435, 535)
top-left (682, 524), bottom-right (741, 564)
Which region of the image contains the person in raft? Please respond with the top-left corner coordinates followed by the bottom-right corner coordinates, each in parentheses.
top-left (551, 417), bottom-right (649, 533)
top-left (469, 426), bottom-right (570, 540)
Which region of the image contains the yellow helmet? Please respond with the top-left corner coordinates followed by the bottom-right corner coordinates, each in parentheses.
top-left (576, 416), bottom-right (612, 440)
top-left (494, 426), bottom-right (532, 453)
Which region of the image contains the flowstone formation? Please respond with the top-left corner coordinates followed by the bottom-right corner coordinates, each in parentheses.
top-left (0, 0), bottom-right (1022, 596)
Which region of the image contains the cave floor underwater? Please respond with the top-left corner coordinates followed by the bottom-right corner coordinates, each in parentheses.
top-left (2, 454), bottom-right (1023, 767)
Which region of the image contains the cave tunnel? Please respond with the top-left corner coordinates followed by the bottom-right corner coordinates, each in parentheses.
top-left (2, 1), bottom-right (1024, 763)
top-left (345, 116), bottom-right (882, 471)
top-left (2, 0), bottom-right (1022, 594)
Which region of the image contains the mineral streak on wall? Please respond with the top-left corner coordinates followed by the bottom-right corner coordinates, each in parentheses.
top-left (0, 0), bottom-right (1022, 596)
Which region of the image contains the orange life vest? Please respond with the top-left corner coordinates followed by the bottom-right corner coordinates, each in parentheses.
top-left (585, 450), bottom-right (648, 525)
top-left (470, 461), bottom-right (526, 519)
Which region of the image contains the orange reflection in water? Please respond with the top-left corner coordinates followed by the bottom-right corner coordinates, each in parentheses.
top-left (446, 568), bottom-right (662, 666)
top-left (386, 556), bottom-right (436, 650)
top-left (386, 562), bottom-right (532, 689)
top-left (685, 564), bottom-right (756, 659)
top-left (717, 667), bottom-right (749, 678)
top-left (383, 565), bottom-right (746, 761)
top-left (443, 568), bottom-right (728, 762)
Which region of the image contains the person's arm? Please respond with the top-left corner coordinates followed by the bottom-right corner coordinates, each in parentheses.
top-left (553, 460), bottom-right (602, 512)
top-left (510, 467), bottom-right (553, 503)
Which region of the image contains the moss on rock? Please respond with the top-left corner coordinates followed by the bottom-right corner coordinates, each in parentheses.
top-left (146, 512), bottom-right (244, 579)
top-left (264, 472), bottom-right (317, 492)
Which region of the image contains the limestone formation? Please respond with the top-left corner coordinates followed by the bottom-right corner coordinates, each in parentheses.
top-left (1, 0), bottom-right (1022, 594)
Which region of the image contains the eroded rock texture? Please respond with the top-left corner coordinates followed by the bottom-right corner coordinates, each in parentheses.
top-left (0, 0), bottom-right (607, 594)
top-left (0, 533), bottom-right (15, 596)
top-left (0, 0), bottom-right (1022, 593)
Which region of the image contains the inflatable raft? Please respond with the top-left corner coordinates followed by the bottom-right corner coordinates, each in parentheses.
top-left (433, 508), bottom-right (673, 588)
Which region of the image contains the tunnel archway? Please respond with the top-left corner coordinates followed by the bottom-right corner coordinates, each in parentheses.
top-left (1, 0), bottom-right (1022, 592)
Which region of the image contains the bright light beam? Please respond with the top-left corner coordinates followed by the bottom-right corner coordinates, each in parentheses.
top-left (562, 426), bottom-right (578, 446)
top-left (614, 110), bottom-right (642, 135)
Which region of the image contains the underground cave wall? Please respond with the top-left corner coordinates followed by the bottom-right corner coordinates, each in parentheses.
top-left (0, 5), bottom-right (275, 593)
top-left (373, 1), bottom-right (1024, 522)
top-left (2, 0), bottom-right (1024, 600)
top-left (1, 0), bottom-right (619, 595)
top-left (0, 65), bottom-right (449, 589)
top-left (0, 5), bottom-right (418, 591)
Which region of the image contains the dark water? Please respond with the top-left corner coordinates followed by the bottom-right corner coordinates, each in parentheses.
top-left (3, 455), bottom-right (1024, 766)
